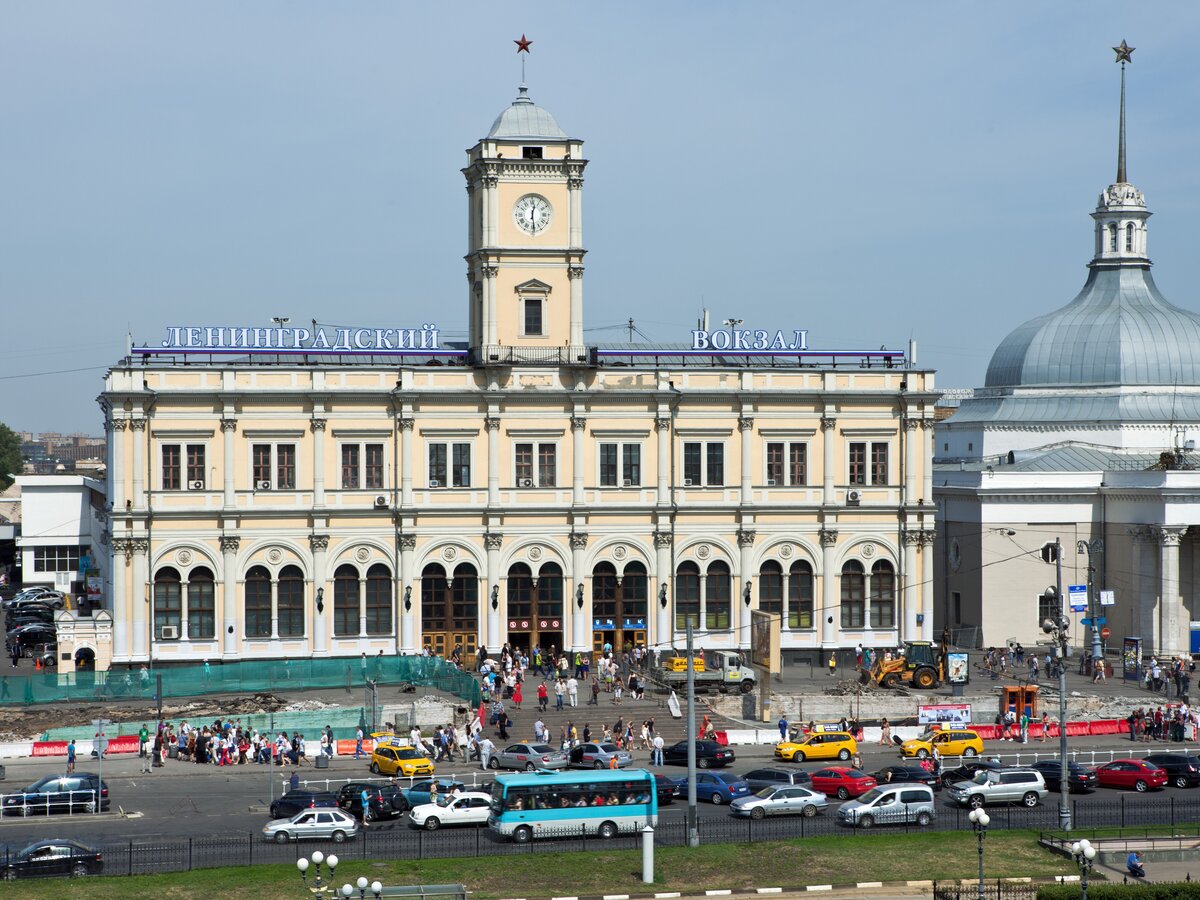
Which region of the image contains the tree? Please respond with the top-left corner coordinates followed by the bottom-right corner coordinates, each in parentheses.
top-left (0, 423), bottom-right (23, 491)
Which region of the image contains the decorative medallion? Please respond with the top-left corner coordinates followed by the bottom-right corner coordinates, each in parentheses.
top-left (779, 544), bottom-right (794, 559)
top-left (861, 543), bottom-right (876, 559)
top-left (528, 546), bottom-right (543, 561)
top-left (696, 544), bottom-right (711, 560)
top-left (613, 545), bottom-right (628, 561)
top-left (442, 546), bottom-right (458, 562)
top-left (267, 548), bottom-right (283, 565)
top-left (355, 547), bottom-right (371, 563)
top-left (175, 549), bottom-right (193, 566)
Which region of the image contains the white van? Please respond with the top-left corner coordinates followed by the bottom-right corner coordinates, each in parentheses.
top-left (836, 784), bottom-right (936, 828)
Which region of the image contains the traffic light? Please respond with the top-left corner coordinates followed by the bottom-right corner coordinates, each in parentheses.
top-left (1041, 543), bottom-right (1059, 564)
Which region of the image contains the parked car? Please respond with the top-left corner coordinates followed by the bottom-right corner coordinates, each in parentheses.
top-left (653, 773), bottom-right (677, 804)
top-left (0, 839), bottom-right (103, 880)
top-left (1095, 759), bottom-right (1169, 792)
top-left (4, 591), bottom-right (66, 611)
top-left (399, 778), bottom-right (468, 811)
top-left (408, 791), bottom-right (493, 830)
top-left (836, 784), bottom-right (936, 828)
top-left (662, 739), bottom-right (735, 769)
top-left (488, 742), bottom-right (569, 771)
top-left (809, 768), bottom-right (877, 800)
top-left (1029, 760), bottom-right (1099, 793)
top-left (5, 623), bottom-right (56, 655)
top-left (1, 774), bottom-right (108, 816)
top-left (568, 742), bottom-right (633, 769)
top-left (671, 772), bottom-right (751, 805)
top-left (268, 789), bottom-right (338, 820)
top-left (1143, 754), bottom-right (1200, 789)
top-left (942, 759), bottom-right (1006, 785)
top-left (898, 729), bottom-right (983, 760)
top-left (336, 782), bottom-right (403, 821)
top-left (774, 732), bottom-right (857, 763)
top-left (4, 603), bottom-right (55, 624)
top-left (369, 743), bottom-right (436, 777)
top-left (742, 767), bottom-right (813, 793)
top-left (873, 765), bottom-right (941, 791)
top-left (262, 808), bottom-right (358, 843)
top-left (946, 769), bottom-right (1047, 808)
top-left (732, 785), bottom-right (828, 819)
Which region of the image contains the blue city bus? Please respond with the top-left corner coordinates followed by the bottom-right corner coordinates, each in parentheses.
top-left (488, 768), bottom-right (658, 843)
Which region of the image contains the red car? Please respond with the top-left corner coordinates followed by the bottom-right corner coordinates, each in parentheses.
top-left (810, 767), bottom-right (878, 800)
top-left (1095, 759), bottom-right (1168, 792)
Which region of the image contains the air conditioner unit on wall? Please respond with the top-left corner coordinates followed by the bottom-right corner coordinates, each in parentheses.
top-left (622, 479), bottom-right (632, 487)
top-left (159, 625), bottom-right (178, 640)
top-left (256, 480), bottom-right (271, 490)
top-left (766, 478), bottom-right (777, 486)
top-left (429, 479), bottom-right (441, 488)
top-left (373, 496), bottom-right (388, 509)
top-left (683, 478), bottom-right (694, 486)
top-left (847, 489), bottom-right (863, 505)
top-left (187, 480), bottom-right (205, 490)
top-left (518, 478), bottom-right (535, 488)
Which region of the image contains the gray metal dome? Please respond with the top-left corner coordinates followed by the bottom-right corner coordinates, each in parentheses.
top-left (488, 85), bottom-right (567, 141)
top-left (984, 266), bottom-right (1200, 389)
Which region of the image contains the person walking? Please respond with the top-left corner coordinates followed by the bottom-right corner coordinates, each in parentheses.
top-left (354, 726), bottom-right (364, 760)
top-left (513, 681), bottom-right (523, 710)
top-left (66, 739), bottom-right (76, 774)
top-left (567, 676), bottom-right (579, 708)
top-left (480, 736), bottom-right (495, 770)
top-left (537, 681), bottom-right (548, 712)
top-left (778, 715), bottom-right (789, 742)
top-left (879, 718), bottom-right (891, 746)
top-left (590, 676), bottom-right (601, 706)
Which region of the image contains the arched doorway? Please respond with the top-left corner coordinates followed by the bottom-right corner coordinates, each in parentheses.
top-left (506, 561), bottom-right (563, 655)
top-left (421, 562), bottom-right (479, 658)
top-left (592, 561), bottom-right (648, 654)
top-left (74, 647), bottom-right (95, 672)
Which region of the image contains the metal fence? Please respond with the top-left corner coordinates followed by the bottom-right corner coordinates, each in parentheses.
top-left (5, 793), bottom-right (1200, 877)
top-left (933, 885), bottom-right (1038, 900)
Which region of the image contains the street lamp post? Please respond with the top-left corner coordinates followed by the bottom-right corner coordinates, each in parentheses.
top-left (297, 853), bottom-right (383, 900)
top-left (967, 808), bottom-right (990, 900)
top-left (1071, 838), bottom-right (1097, 900)
top-left (1076, 539), bottom-right (1105, 671)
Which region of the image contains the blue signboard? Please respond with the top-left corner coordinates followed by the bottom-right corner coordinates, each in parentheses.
top-left (1068, 584), bottom-right (1088, 612)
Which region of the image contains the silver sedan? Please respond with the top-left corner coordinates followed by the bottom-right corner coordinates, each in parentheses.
top-left (731, 785), bottom-right (828, 819)
top-left (262, 808), bottom-right (360, 843)
top-left (488, 742), bottom-right (569, 771)
top-left (568, 742), bottom-right (633, 769)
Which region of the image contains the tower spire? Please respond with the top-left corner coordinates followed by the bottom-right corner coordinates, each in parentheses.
top-left (1113, 39), bottom-right (1134, 183)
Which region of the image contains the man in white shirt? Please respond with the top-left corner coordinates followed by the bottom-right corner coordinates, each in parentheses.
top-left (567, 676), bottom-right (579, 707)
top-left (480, 737), bottom-right (495, 770)
top-left (652, 734), bottom-right (665, 766)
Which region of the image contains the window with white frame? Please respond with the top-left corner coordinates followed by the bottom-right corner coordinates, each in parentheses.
top-left (765, 441), bottom-right (807, 486)
top-left (162, 443), bottom-right (207, 490)
top-left (251, 443), bottom-right (296, 490)
top-left (599, 442), bottom-right (641, 487)
top-left (514, 442), bottom-right (556, 487)
top-left (682, 441), bottom-right (724, 487)
top-left (428, 442), bottom-right (471, 488)
top-left (33, 545), bottom-right (86, 573)
top-left (522, 298), bottom-right (544, 336)
top-left (848, 441), bottom-right (889, 485)
top-left (340, 443), bottom-right (385, 490)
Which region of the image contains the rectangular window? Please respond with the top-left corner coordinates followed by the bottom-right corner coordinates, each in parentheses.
top-left (599, 442), bottom-right (641, 487)
top-left (623, 444), bottom-right (641, 486)
top-left (789, 443), bottom-right (807, 485)
top-left (252, 444), bottom-right (295, 490)
top-left (452, 442), bottom-right (471, 487)
top-left (848, 442), bottom-right (867, 485)
top-left (706, 443), bottom-right (724, 486)
top-left (683, 443), bottom-right (702, 485)
top-left (183, 444), bottom-right (205, 487)
top-left (524, 298), bottom-right (543, 336)
top-left (365, 444), bottom-right (384, 489)
top-left (514, 442), bottom-right (555, 487)
top-left (428, 444), bottom-right (447, 487)
top-left (682, 441), bottom-right (724, 486)
top-left (521, 146), bottom-right (543, 159)
top-left (953, 591), bottom-right (962, 625)
top-left (341, 445), bottom-right (360, 489)
top-left (600, 444), bottom-right (618, 487)
top-left (870, 442), bottom-right (889, 485)
top-left (538, 444), bottom-right (556, 487)
top-left (33, 545), bottom-right (84, 573)
top-left (515, 443), bottom-right (534, 485)
top-left (428, 442), bottom-right (471, 488)
top-left (162, 445), bottom-right (181, 490)
top-left (252, 444), bottom-right (272, 485)
top-left (276, 444), bottom-right (295, 489)
top-left (766, 443), bottom-right (784, 485)
top-left (766, 442), bottom-right (808, 486)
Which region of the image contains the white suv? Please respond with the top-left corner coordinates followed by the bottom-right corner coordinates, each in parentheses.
top-left (947, 768), bottom-right (1047, 808)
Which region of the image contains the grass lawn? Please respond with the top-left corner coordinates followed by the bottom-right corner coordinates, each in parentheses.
top-left (1, 830), bottom-right (1078, 899)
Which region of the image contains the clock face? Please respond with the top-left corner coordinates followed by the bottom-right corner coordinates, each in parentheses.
top-left (514, 195), bottom-right (552, 235)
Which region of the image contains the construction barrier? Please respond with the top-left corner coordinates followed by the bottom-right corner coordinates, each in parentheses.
top-left (335, 739), bottom-right (376, 757)
top-left (31, 740), bottom-right (68, 757)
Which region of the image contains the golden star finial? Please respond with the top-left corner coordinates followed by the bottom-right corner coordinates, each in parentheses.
top-left (1113, 40), bottom-right (1135, 64)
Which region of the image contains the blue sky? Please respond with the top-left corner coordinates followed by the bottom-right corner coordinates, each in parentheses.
top-left (3, 3), bottom-right (1199, 432)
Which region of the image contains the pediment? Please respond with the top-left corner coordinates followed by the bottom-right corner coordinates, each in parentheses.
top-left (514, 278), bottom-right (553, 295)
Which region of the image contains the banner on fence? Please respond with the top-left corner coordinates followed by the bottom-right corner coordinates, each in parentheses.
top-left (918, 703), bottom-right (972, 726)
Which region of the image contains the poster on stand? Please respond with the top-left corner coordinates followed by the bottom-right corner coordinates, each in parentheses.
top-left (1122, 637), bottom-right (1142, 682)
top-left (946, 652), bottom-right (970, 684)
top-left (918, 703), bottom-right (973, 726)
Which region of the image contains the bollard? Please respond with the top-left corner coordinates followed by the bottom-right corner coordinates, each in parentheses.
top-left (642, 823), bottom-right (655, 884)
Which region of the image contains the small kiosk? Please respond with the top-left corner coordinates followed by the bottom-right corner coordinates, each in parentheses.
top-left (999, 684), bottom-right (1039, 721)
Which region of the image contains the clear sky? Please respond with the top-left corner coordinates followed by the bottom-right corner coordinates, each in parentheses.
top-left (3, 3), bottom-right (1198, 433)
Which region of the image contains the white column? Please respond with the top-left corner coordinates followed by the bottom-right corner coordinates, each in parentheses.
top-left (568, 265), bottom-right (584, 349)
top-left (655, 416), bottom-right (670, 505)
top-left (400, 417), bottom-right (414, 507)
top-left (571, 415), bottom-right (586, 505)
top-left (903, 531), bottom-right (920, 641)
top-left (358, 577), bottom-right (368, 639)
top-left (821, 416), bottom-right (837, 505)
top-left (739, 416), bottom-right (754, 503)
top-left (1132, 530), bottom-right (1155, 647)
top-left (222, 418), bottom-right (237, 507)
top-left (486, 534), bottom-right (502, 650)
top-left (570, 533), bottom-right (588, 652)
top-left (111, 540), bottom-right (129, 661)
top-left (486, 416), bottom-right (500, 506)
top-left (483, 265), bottom-right (498, 347)
top-left (311, 419), bottom-right (326, 507)
top-left (130, 419), bottom-right (147, 510)
top-left (737, 530), bottom-right (754, 650)
top-left (655, 533), bottom-right (671, 650)
top-left (111, 420), bottom-right (127, 510)
top-left (820, 529), bottom-right (838, 646)
top-left (904, 418), bottom-right (918, 502)
top-left (920, 532), bottom-right (935, 641)
top-left (568, 175), bottom-right (583, 249)
top-left (399, 535), bottom-right (416, 653)
top-left (1161, 527), bottom-right (1186, 654)
top-left (180, 579), bottom-right (191, 642)
top-left (310, 535), bottom-right (328, 655)
top-left (270, 578), bottom-right (279, 641)
top-left (131, 538), bottom-right (149, 659)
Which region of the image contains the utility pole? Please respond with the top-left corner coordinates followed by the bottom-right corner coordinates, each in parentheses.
top-left (1077, 540), bottom-right (1105, 673)
top-left (1054, 538), bottom-right (1071, 831)
top-left (685, 623), bottom-right (698, 848)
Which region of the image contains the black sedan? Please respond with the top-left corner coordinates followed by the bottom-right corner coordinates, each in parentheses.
top-left (1144, 754), bottom-right (1200, 789)
top-left (269, 790), bottom-right (338, 820)
top-left (653, 773), bottom-right (677, 804)
top-left (336, 782), bottom-right (404, 821)
top-left (1, 840), bottom-right (103, 880)
top-left (5, 623), bottom-right (56, 655)
top-left (1029, 760), bottom-right (1099, 793)
top-left (662, 739), bottom-right (735, 769)
top-left (873, 765), bottom-right (942, 791)
top-left (942, 759), bottom-right (1005, 785)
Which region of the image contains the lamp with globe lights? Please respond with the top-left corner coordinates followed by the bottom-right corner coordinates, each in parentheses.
top-left (967, 808), bottom-right (990, 900)
top-left (1071, 839), bottom-right (1097, 900)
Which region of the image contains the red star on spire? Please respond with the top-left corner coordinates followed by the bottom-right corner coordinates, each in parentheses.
top-left (514, 34), bottom-right (532, 54)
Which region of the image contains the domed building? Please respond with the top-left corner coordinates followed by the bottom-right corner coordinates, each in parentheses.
top-left (936, 49), bottom-right (1200, 661)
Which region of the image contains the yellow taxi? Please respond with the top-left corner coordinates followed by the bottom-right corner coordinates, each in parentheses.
top-left (369, 740), bottom-right (435, 777)
top-left (774, 731), bottom-right (858, 763)
top-left (899, 728), bottom-right (984, 760)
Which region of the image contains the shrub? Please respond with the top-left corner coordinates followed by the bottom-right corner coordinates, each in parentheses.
top-left (1038, 883), bottom-right (1200, 899)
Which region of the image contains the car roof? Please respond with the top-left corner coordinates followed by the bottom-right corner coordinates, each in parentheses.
top-left (21, 839), bottom-right (93, 852)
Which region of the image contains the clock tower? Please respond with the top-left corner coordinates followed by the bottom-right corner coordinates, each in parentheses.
top-left (464, 84), bottom-right (587, 362)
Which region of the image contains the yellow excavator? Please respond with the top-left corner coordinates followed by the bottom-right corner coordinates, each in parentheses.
top-left (864, 640), bottom-right (946, 690)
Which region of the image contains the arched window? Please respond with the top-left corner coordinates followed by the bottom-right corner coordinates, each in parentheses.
top-left (450, 562), bottom-right (478, 635)
top-left (422, 563), bottom-right (449, 634)
top-left (1126, 222), bottom-right (1135, 252)
top-left (244, 565), bottom-right (271, 638)
top-left (154, 567), bottom-right (181, 639)
top-left (1109, 222), bottom-right (1118, 252)
top-left (277, 565), bottom-right (305, 637)
top-left (537, 562), bottom-right (563, 620)
top-left (622, 562), bottom-right (648, 624)
top-left (334, 564), bottom-right (359, 637)
top-left (365, 564), bottom-right (392, 635)
top-left (705, 561), bottom-right (731, 630)
top-left (188, 566), bottom-right (215, 640)
top-left (675, 561), bottom-right (700, 630)
top-left (759, 561), bottom-right (783, 617)
top-left (507, 563), bottom-right (532, 622)
top-left (592, 562), bottom-right (618, 622)
top-left (870, 560), bottom-right (896, 629)
top-left (840, 560), bottom-right (865, 629)
top-left (788, 560), bottom-right (815, 630)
